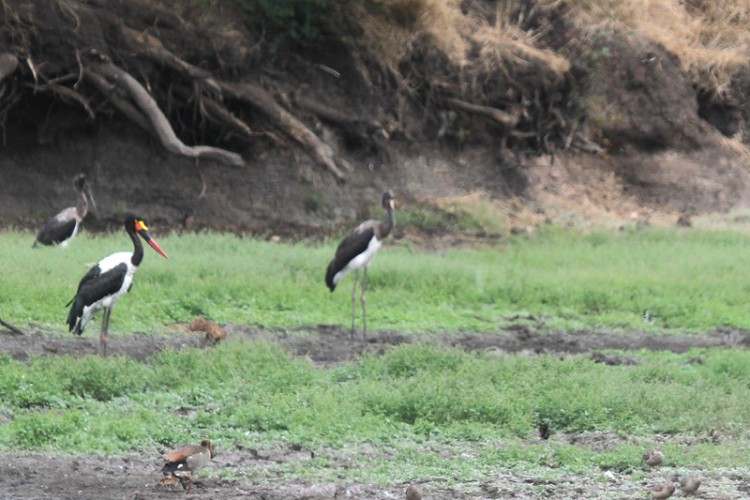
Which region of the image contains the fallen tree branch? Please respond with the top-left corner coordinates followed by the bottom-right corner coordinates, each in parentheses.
top-left (91, 61), bottom-right (244, 167)
top-left (0, 316), bottom-right (25, 335)
top-left (444, 97), bottom-right (518, 128)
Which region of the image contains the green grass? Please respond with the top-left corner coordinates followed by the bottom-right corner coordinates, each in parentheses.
top-left (3, 226), bottom-right (750, 333)
top-left (4, 226), bottom-right (750, 485)
top-left (0, 342), bottom-right (749, 478)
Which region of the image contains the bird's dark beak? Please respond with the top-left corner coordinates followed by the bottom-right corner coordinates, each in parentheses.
top-left (135, 220), bottom-right (168, 259)
top-left (85, 186), bottom-right (98, 215)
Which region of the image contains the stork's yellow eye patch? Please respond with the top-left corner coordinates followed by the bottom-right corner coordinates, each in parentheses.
top-left (135, 220), bottom-right (148, 231)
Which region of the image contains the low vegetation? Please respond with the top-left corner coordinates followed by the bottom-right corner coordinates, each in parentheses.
top-left (3, 226), bottom-right (750, 490)
top-left (1, 341), bottom-right (750, 480)
top-left (4, 226), bottom-right (750, 333)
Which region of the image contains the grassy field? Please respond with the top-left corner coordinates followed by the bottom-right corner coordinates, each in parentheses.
top-left (4, 226), bottom-right (750, 334)
top-left (2, 226), bottom-right (750, 492)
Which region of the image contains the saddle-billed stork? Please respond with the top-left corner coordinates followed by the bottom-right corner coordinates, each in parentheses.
top-left (33, 173), bottom-right (97, 248)
top-left (325, 190), bottom-right (396, 340)
top-left (67, 214), bottom-right (168, 355)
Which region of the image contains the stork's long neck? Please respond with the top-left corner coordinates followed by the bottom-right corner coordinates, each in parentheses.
top-left (129, 228), bottom-right (144, 267)
top-left (76, 189), bottom-right (89, 218)
top-left (381, 203), bottom-right (395, 239)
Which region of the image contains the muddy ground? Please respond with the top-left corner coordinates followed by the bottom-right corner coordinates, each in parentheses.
top-left (1, 323), bottom-right (750, 499)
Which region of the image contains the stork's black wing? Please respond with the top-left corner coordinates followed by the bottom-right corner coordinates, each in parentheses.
top-left (67, 263), bottom-right (128, 333)
top-left (325, 225), bottom-right (375, 291)
top-left (35, 217), bottom-right (76, 246)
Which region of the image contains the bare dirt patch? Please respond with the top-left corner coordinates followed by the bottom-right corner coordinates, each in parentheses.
top-left (3, 322), bottom-right (749, 364)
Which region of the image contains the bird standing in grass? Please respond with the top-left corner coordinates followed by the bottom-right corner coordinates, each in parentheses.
top-left (67, 214), bottom-right (168, 355)
top-left (643, 448), bottom-right (664, 467)
top-left (160, 439), bottom-right (214, 491)
top-left (325, 190), bottom-right (395, 340)
top-left (33, 173), bottom-right (97, 248)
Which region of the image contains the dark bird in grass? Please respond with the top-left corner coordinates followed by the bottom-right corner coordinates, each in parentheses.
top-left (160, 439), bottom-right (214, 491)
top-left (66, 214), bottom-right (168, 355)
top-left (33, 173), bottom-right (97, 248)
top-left (325, 190), bottom-right (396, 340)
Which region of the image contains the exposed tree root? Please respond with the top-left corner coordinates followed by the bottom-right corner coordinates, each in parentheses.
top-left (120, 26), bottom-right (348, 181)
top-left (90, 60), bottom-right (244, 167)
top-left (443, 97), bottom-right (519, 129)
top-left (83, 68), bottom-right (153, 133)
top-left (221, 82), bottom-right (349, 181)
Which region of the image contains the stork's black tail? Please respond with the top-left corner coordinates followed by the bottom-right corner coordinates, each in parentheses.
top-left (325, 261), bottom-right (337, 291)
top-left (67, 295), bottom-right (85, 334)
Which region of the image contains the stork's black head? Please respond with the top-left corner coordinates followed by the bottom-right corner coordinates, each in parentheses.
top-left (74, 173), bottom-right (98, 215)
top-left (124, 213), bottom-right (169, 259)
top-left (381, 190), bottom-right (395, 210)
top-left (73, 173), bottom-right (87, 189)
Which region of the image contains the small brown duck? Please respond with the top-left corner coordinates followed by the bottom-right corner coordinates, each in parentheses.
top-left (679, 475), bottom-right (702, 496)
top-left (405, 483), bottom-right (423, 500)
top-left (650, 481), bottom-right (675, 500)
top-left (643, 448), bottom-right (664, 467)
top-left (160, 439), bottom-right (214, 490)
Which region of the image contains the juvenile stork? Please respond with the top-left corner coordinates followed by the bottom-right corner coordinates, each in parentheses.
top-left (33, 173), bottom-right (97, 248)
top-left (325, 190), bottom-right (396, 340)
top-left (67, 214), bottom-right (168, 355)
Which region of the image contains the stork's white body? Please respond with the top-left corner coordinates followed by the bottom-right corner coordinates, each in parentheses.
top-left (71, 252), bottom-right (136, 333)
top-left (331, 234), bottom-right (382, 287)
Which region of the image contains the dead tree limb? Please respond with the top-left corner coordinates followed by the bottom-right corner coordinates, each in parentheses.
top-left (444, 97), bottom-right (518, 128)
top-left (91, 62), bottom-right (244, 167)
top-left (0, 316), bottom-right (25, 335)
top-left (120, 26), bottom-right (348, 181)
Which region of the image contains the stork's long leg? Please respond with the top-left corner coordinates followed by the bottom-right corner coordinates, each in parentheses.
top-left (100, 307), bottom-right (111, 356)
top-left (361, 267), bottom-right (368, 342)
top-left (350, 269), bottom-right (360, 339)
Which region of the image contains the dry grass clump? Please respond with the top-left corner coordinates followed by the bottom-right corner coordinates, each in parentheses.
top-left (346, 0), bottom-right (467, 72)
top-left (555, 0), bottom-right (750, 95)
top-left (347, 0), bottom-right (569, 90)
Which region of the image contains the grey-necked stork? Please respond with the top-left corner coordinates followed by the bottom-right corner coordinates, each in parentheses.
top-left (33, 173), bottom-right (97, 248)
top-left (325, 190), bottom-right (396, 340)
top-left (67, 214), bottom-right (168, 355)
